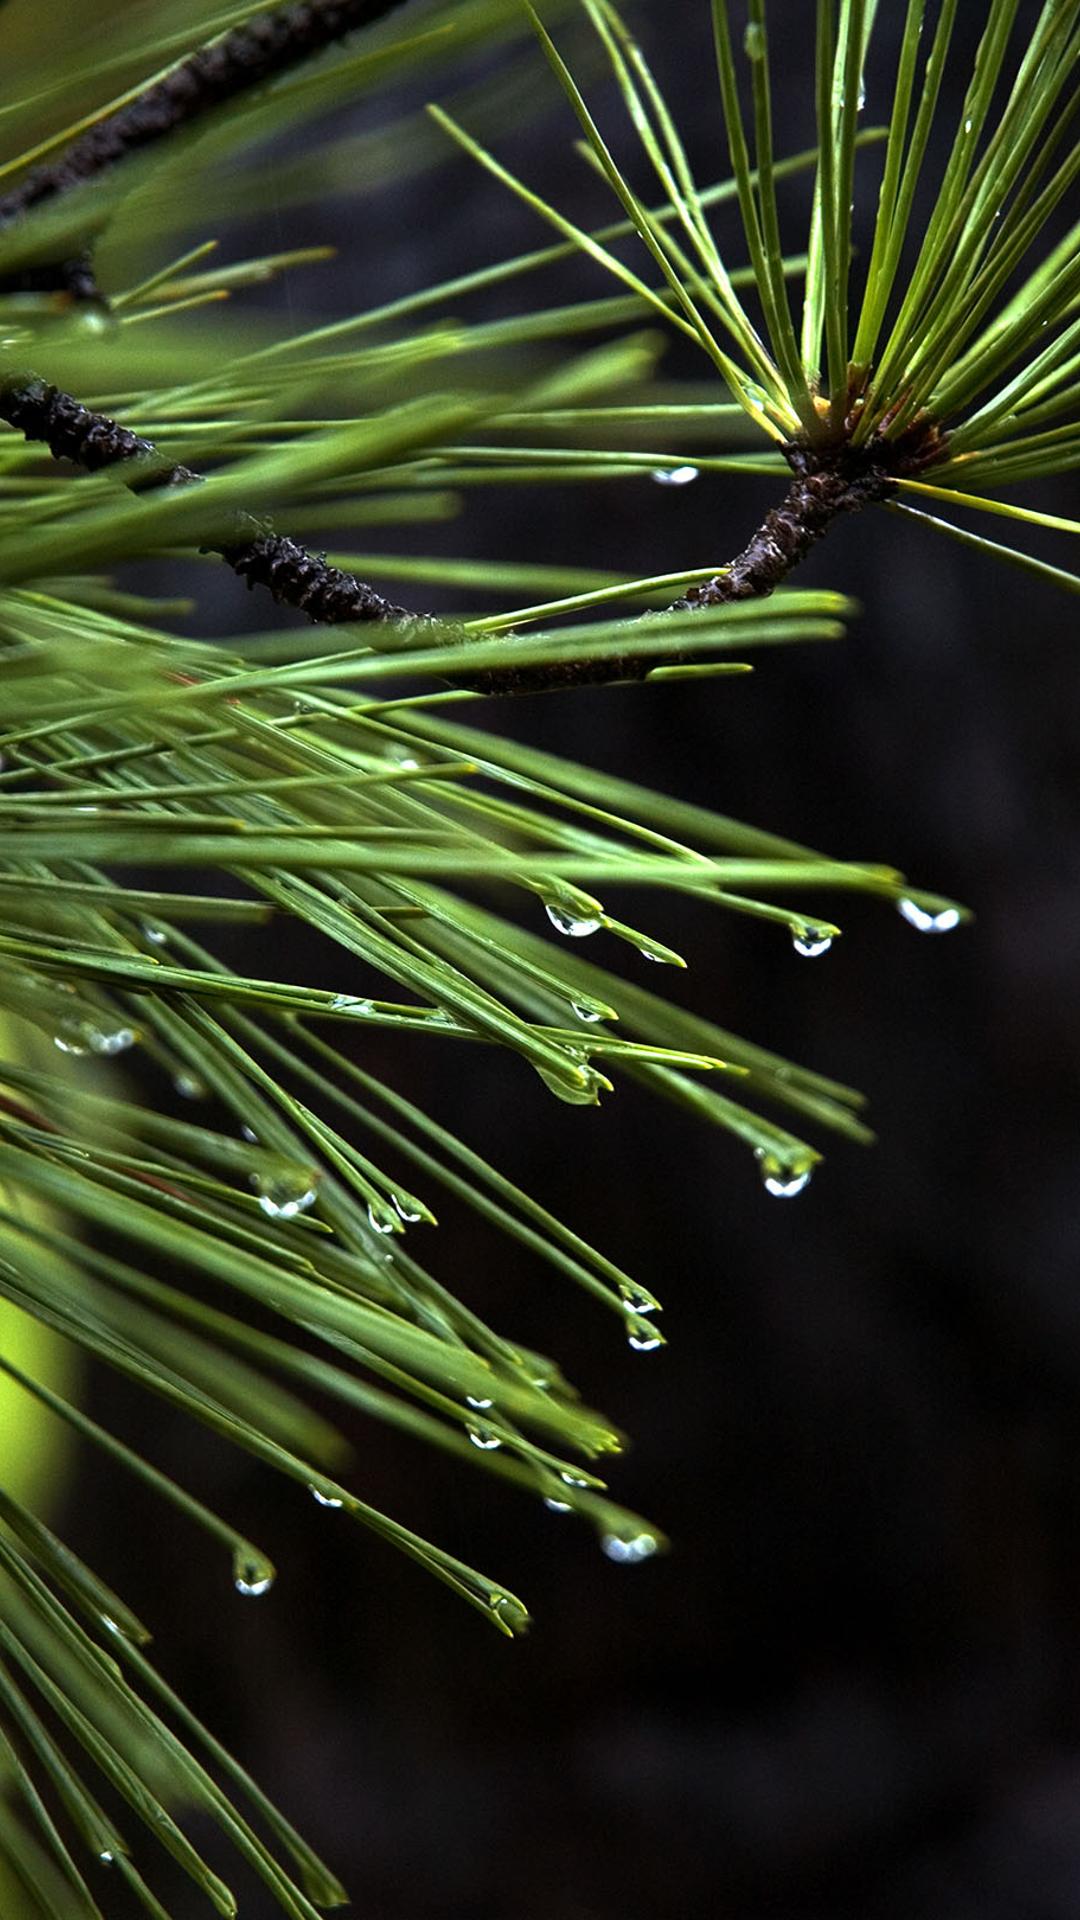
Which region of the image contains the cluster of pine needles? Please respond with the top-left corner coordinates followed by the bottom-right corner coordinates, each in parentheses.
top-left (0, 0), bottom-right (1075, 1913)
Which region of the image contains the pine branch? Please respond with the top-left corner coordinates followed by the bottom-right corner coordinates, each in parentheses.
top-left (0, 375), bottom-right (415, 621)
top-left (468, 439), bottom-right (914, 694)
top-left (0, 376), bottom-right (944, 694)
top-left (0, 0), bottom-right (415, 297)
top-left (0, 379), bottom-right (196, 486)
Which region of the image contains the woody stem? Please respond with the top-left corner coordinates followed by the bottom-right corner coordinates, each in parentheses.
top-left (0, 376), bottom-right (905, 695)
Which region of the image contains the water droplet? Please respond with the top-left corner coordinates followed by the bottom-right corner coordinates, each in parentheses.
top-left (544, 901), bottom-right (602, 939)
top-left (53, 1020), bottom-right (89, 1057)
top-left (91, 1026), bottom-right (136, 1057)
top-left (626, 1315), bottom-right (664, 1353)
top-left (391, 1192), bottom-right (424, 1223)
top-left (743, 20), bottom-right (766, 59)
top-left (366, 1200), bottom-right (397, 1234)
top-left (233, 1549), bottom-right (275, 1598)
top-left (792, 925), bottom-right (834, 959)
top-left (310, 1484), bottom-right (344, 1508)
top-left (489, 1592), bottom-right (530, 1635)
top-left (897, 897), bottom-right (962, 934)
top-left (101, 1616), bottom-right (120, 1635)
top-left (142, 922), bottom-right (168, 946)
top-left (857, 79), bottom-right (867, 111)
top-left (76, 302), bottom-right (113, 335)
top-left (174, 1071), bottom-right (207, 1100)
top-left (467, 1420), bottom-right (502, 1450)
top-left (329, 992), bottom-right (374, 1014)
top-left (252, 1170), bottom-right (318, 1220)
top-left (99, 1851), bottom-right (115, 1866)
top-left (964, 116), bottom-right (973, 134)
top-left (560, 1471), bottom-right (589, 1489)
top-left (754, 1149), bottom-right (813, 1198)
top-left (601, 1530), bottom-right (659, 1564)
top-left (466, 1394), bottom-right (494, 1410)
top-left (53, 1015), bottom-right (136, 1057)
top-left (241, 1125), bottom-right (258, 1144)
top-left (570, 998), bottom-right (605, 1024)
top-left (651, 464), bottom-right (700, 486)
top-left (619, 1282), bottom-right (660, 1316)
top-left (535, 1060), bottom-right (606, 1106)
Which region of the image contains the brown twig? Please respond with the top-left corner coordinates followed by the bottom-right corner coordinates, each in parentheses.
top-left (0, 375), bottom-right (415, 621)
top-left (0, 379), bottom-right (197, 485)
top-left (464, 412), bottom-right (948, 692)
top-left (0, 376), bottom-right (945, 693)
top-left (0, 0), bottom-right (414, 298)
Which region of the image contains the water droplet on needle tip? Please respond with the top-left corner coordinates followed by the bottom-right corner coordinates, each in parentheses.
top-left (897, 897), bottom-right (962, 934)
top-left (755, 1149), bottom-right (812, 1198)
top-left (545, 900), bottom-right (602, 939)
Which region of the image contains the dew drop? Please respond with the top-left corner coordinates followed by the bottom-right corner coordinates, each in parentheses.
top-left (560, 1471), bottom-right (589, 1489)
top-left (236, 1571), bottom-right (273, 1595)
top-left (99, 1851), bottom-right (115, 1866)
top-left (792, 925), bottom-right (834, 959)
top-left (241, 1125), bottom-right (258, 1144)
top-left (55, 1015), bottom-right (135, 1057)
top-left (570, 997), bottom-right (606, 1024)
top-left (544, 901), bottom-right (602, 939)
top-left (252, 1170), bottom-right (318, 1220)
top-left (310, 1484), bottom-right (344, 1509)
top-left (489, 1592), bottom-right (530, 1635)
top-left (366, 1200), bottom-right (397, 1234)
top-left (897, 897), bottom-right (962, 935)
top-left (53, 1021), bottom-right (89, 1057)
top-left (651, 464), bottom-right (700, 486)
top-left (91, 1026), bottom-right (137, 1057)
top-left (619, 1282), bottom-right (659, 1316)
top-left (466, 1394), bottom-right (494, 1410)
top-left (329, 992), bottom-right (374, 1014)
top-left (964, 116), bottom-right (973, 134)
top-left (467, 1420), bottom-right (502, 1451)
top-left (544, 1495), bottom-right (572, 1512)
top-left (754, 1148), bottom-right (813, 1198)
top-left (233, 1550), bottom-right (275, 1598)
top-left (142, 923), bottom-right (168, 947)
top-left (535, 1060), bottom-right (605, 1106)
top-left (601, 1531), bottom-right (659, 1564)
top-left (174, 1071), bottom-right (207, 1100)
top-left (626, 1315), bottom-right (664, 1353)
top-left (743, 20), bottom-right (766, 59)
top-left (391, 1192), bottom-right (424, 1223)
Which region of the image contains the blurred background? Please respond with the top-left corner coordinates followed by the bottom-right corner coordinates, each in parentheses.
top-left (32, 0), bottom-right (1080, 1913)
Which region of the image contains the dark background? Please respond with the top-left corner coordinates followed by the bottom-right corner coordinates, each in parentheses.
top-left (54, 3), bottom-right (1080, 1915)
